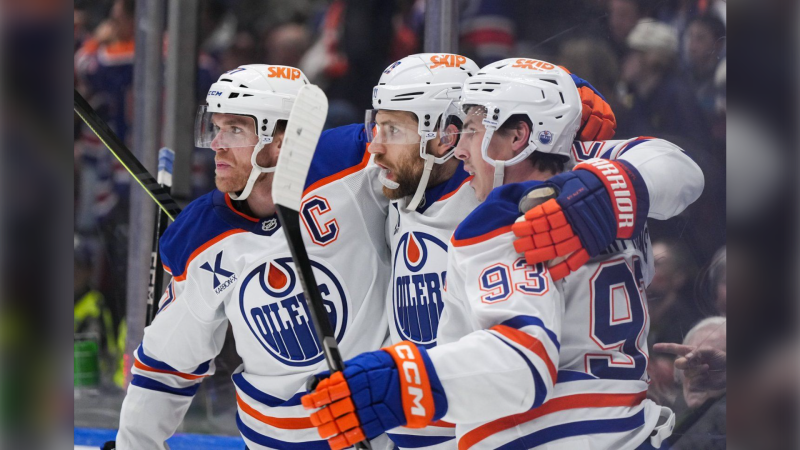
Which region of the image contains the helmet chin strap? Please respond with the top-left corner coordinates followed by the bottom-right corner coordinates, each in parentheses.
top-left (492, 160), bottom-right (506, 188)
top-left (406, 154), bottom-right (435, 211)
top-left (229, 140), bottom-right (277, 201)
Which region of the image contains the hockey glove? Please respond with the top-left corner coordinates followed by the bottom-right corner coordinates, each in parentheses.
top-left (565, 70), bottom-right (617, 141)
top-left (512, 159), bottom-right (649, 280)
top-left (302, 342), bottom-right (447, 450)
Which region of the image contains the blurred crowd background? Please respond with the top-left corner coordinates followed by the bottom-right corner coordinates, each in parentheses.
top-left (72, 0), bottom-right (734, 448)
top-left (0, 0), bottom-right (792, 448)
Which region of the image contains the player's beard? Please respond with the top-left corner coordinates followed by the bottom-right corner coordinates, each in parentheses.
top-left (376, 150), bottom-right (449, 201)
top-left (215, 165), bottom-right (250, 194)
top-left (215, 147), bottom-right (275, 195)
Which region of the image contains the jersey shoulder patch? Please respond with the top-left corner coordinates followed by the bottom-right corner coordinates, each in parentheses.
top-left (304, 123), bottom-right (370, 194)
top-left (452, 181), bottom-right (544, 246)
top-left (159, 191), bottom-right (245, 279)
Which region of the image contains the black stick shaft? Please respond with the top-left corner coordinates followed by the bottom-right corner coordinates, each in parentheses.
top-left (146, 199), bottom-right (170, 325)
top-left (276, 205), bottom-right (345, 373)
top-left (74, 89), bottom-right (182, 220)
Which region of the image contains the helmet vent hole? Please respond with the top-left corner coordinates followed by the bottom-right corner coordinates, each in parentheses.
top-left (379, 83), bottom-right (386, 85)
top-left (242, 94), bottom-right (254, 98)
top-left (220, 78), bottom-right (233, 82)
top-left (481, 89), bottom-right (495, 92)
top-left (239, 84), bottom-right (248, 88)
top-left (555, 115), bottom-right (563, 119)
top-left (559, 92), bottom-right (565, 103)
top-left (229, 93), bottom-right (240, 99)
top-left (542, 79), bottom-right (557, 85)
top-left (395, 92), bottom-right (424, 97)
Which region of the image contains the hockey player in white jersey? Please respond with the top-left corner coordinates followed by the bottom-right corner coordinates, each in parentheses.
top-left (302, 59), bottom-right (703, 449)
top-left (115, 65), bottom-right (391, 450)
top-left (344, 53), bottom-right (617, 449)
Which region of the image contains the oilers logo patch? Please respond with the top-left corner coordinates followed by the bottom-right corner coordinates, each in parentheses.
top-left (538, 130), bottom-right (553, 145)
top-left (392, 232), bottom-right (448, 348)
top-left (239, 256), bottom-right (349, 367)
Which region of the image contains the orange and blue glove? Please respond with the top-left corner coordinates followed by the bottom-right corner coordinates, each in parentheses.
top-left (512, 159), bottom-right (650, 280)
top-left (302, 342), bottom-right (448, 450)
top-left (567, 70), bottom-right (617, 141)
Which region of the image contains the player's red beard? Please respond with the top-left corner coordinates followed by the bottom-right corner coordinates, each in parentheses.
top-left (374, 148), bottom-right (449, 201)
top-left (214, 147), bottom-right (276, 194)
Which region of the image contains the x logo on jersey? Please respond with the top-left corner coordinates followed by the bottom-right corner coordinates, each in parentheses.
top-left (200, 251), bottom-right (234, 288)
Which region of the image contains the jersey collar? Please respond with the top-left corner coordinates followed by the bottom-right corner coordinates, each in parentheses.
top-left (212, 190), bottom-right (281, 236)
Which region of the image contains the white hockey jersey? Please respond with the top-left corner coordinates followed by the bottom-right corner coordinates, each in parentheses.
top-left (433, 180), bottom-right (661, 449)
top-left (116, 124), bottom-right (391, 450)
top-left (384, 137), bottom-right (703, 449)
top-left (384, 167), bottom-right (476, 448)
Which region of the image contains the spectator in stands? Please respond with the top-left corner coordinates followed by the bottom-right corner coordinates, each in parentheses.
top-left (218, 30), bottom-right (258, 72)
top-left (606, 0), bottom-right (647, 58)
top-left (684, 14), bottom-right (726, 121)
top-left (647, 238), bottom-right (704, 345)
top-left (656, 317), bottom-right (727, 449)
top-left (615, 19), bottom-right (710, 149)
top-left (556, 38), bottom-right (620, 108)
top-left (263, 22), bottom-right (311, 68)
top-left (459, 0), bottom-right (517, 67)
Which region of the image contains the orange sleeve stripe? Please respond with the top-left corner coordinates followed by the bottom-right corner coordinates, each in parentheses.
top-left (133, 359), bottom-right (208, 381)
top-left (437, 176), bottom-right (473, 203)
top-left (458, 391), bottom-right (647, 450)
top-left (302, 146), bottom-right (371, 197)
top-left (224, 194), bottom-right (259, 222)
top-left (431, 420), bottom-right (456, 428)
top-left (450, 225), bottom-right (514, 248)
top-left (491, 325), bottom-right (558, 382)
top-left (173, 229), bottom-right (248, 282)
top-left (236, 393), bottom-right (315, 430)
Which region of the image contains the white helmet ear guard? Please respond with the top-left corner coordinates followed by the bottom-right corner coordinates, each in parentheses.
top-left (196, 64), bottom-right (309, 200)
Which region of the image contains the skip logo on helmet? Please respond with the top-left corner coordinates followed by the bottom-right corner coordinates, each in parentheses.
top-left (429, 54), bottom-right (467, 69)
top-left (267, 66), bottom-right (303, 80)
top-left (511, 59), bottom-right (557, 71)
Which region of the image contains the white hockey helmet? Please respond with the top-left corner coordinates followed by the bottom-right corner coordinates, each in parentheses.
top-left (366, 53), bottom-right (479, 209)
top-left (195, 64), bottom-right (310, 200)
top-left (441, 58), bottom-right (582, 188)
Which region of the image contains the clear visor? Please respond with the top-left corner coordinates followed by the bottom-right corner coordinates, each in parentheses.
top-left (194, 106), bottom-right (259, 149)
top-left (439, 101), bottom-right (487, 147)
top-left (364, 109), bottom-right (424, 146)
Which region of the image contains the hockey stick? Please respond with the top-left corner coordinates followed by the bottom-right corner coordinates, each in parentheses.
top-left (145, 148), bottom-right (175, 325)
top-left (74, 89), bottom-right (182, 221)
top-left (272, 85), bottom-right (371, 450)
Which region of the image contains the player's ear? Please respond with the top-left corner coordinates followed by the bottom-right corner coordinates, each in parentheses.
top-left (428, 135), bottom-right (451, 158)
top-left (511, 120), bottom-right (531, 154)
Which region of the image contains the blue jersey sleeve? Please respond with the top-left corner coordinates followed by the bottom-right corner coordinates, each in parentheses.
top-left (159, 191), bottom-right (238, 278)
top-left (304, 123), bottom-right (370, 192)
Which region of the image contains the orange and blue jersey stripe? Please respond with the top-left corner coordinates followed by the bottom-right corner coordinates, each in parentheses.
top-left (451, 180), bottom-right (546, 247)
